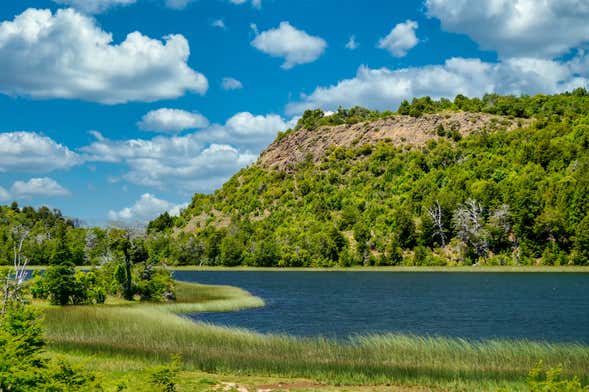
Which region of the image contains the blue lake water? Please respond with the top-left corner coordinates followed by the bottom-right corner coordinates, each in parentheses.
top-left (173, 271), bottom-right (589, 343)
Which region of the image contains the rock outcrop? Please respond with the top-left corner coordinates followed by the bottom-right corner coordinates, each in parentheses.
top-left (258, 112), bottom-right (527, 171)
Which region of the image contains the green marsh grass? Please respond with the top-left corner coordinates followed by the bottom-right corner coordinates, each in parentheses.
top-left (41, 281), bottom-right (589, 390)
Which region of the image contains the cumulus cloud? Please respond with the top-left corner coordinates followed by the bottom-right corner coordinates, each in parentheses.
top-left (287, 55), bottom-right (589, 114)
top-left (0, 186), bottom-right (10, 202)
top-left (82, 112), bottom-right (293, 191)
top-left (426, 0), bottom-right (589, 58)
top-left (165, 0), bottom-right (194, 9)
top-left (53, 0), bottom-right (197, 12)
top-left (108, 193), bottom-right (187, 222)
top-left (251, 22), bottom-right (327, 69)
top-left (229, 0), bottom-right (261, 8)
top-left (0, 132), bottom-right (81, 172)
top-left (221, 77), bottom-right (244, 90)
top-left (52, 0), bottom-right (136, 14)
top-left (346, 35), bottom-right (359, 50)
top-left (225, 112), bottom-right (283, 134)
top-left (0, 8), bottom-right (207, 104)
top-left (378, 20), bottom-right (419, 57)
top-left (138, 108), bottom-right (209, 133)
top-left (211, 19), bottom-right (226, 29)
top-left (11, 178), bottom-right (70, 198)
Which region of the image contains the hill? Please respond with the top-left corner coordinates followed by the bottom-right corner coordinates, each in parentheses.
top-left (149, 90), bottom-right (589, 267)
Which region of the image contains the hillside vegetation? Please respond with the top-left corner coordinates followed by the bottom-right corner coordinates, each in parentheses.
top-left (147, 90), bottom-right (589, 267)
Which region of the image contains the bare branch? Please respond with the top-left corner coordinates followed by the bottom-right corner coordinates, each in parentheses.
top-left (426, 200), bottom-right (446, 247)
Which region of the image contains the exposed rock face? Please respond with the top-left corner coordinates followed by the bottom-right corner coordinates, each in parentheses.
top-left (258, 112), bottom-right (527, 171)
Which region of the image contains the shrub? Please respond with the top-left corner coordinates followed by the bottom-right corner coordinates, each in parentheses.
top-left (135, 264), bottom-right (175, 302)
top-left (43, 263), bottom-right (79, 305)
top-left (0, 304), bottom-right (100, 391)
top-left (527, 362), bottom-right (588, 392)
top-left (35, 264), bottom-right (108, 305)
top-left (149, 355), bottom-right (181, 392)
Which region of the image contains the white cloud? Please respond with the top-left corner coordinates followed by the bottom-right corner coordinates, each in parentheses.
top-left (53, 0), bottom-right (197, 12)
top-left (0, 186), bottom-right (10, 202)
top-left (108, 193), bottom-right (187, 222)
top-left (225, 112), bottom-right (285, 136)
top-left (165, 0), bottom-right (193, 9)
top-left (251, 22), bottom-right (327, 69)
top-left (81, 112), bottom-right (293, 191)
top-left (221, 77), bottom-right (244, 90)
top-left (229, 0), bottom-right (261, 8)
top-left (378, 20), bottom-right (419, 57)
top-left (211, 19), bottom-right (226, 29)
top-left (52, 0), bottom-right (136, 14)
top-left (346, 35), bottom-right (359, 50)
top-left (426, 0), bottom-right (589, 58)
top-left (0, 8), bottom-right (207, 104)
top-left (287, 55), bottom-right (589, 115)
top-left (11, 178), bottom-right (70, 198)
top-left (0, 132), bottom-right (81, 172)
top-left (138, 108), bottom-right (209, 133)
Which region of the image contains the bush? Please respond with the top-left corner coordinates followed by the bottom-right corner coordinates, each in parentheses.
top-left (149, 355), bottom-right (181, 392)
top-left (35, 264), bottom-right (108, 305)
top-left (135, 264), bottom-right (175, 302)
top-left (527, 362), bottom-right (588, 392)
top-left (43, 263), bottom-right (79, 305)
top-left (29, 271), bottom-right (48, 299)
top-left (0, 304), bottom-right (101, 391)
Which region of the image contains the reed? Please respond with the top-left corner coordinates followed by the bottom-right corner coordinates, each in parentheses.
top-left (41, 281), bottom-right (589, 390)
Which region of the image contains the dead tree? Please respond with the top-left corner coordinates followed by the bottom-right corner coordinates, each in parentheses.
top-left (453, 199), bottom-right (488, 260)
top-left (1, 226), bottom-right (31, 315)
top-left (426, 200), bottom-right (446, 247)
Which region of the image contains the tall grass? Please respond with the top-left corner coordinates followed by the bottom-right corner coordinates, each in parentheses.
top-left (41, 281), bottom-right (589, 389)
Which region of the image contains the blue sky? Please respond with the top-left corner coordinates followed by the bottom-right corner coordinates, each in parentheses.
top-left (0, 0), bottom-right (588, 224)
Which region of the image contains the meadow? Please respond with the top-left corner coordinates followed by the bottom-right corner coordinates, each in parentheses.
top-left (39, 281), bottom-right (589, 391)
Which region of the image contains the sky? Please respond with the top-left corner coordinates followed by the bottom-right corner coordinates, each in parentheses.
top-left (0, 0), bottom-right (588, 225)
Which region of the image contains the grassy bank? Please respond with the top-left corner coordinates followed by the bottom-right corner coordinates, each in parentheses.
top-left (39, 281), bottom-right (589, 391)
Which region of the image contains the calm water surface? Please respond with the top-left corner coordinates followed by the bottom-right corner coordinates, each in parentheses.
top-left (174, 271), bottom-right (589, 342)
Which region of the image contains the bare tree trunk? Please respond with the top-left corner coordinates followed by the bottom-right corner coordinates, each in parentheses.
top-left (427, 200), bottom-right (446, 247)
top-left (1, 226), bottom-right (31, 317)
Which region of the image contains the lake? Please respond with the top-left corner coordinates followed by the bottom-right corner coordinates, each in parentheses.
top-left (173, 271), bottom-right (589, 343)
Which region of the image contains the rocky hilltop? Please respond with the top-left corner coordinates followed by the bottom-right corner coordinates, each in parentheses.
top-left (259, 112), bottom-right (526, 171)
top-left (151, 92), bottom-right (589, 268)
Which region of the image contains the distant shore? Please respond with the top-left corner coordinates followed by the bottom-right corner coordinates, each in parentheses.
top-left (23, 264), bottom-right (589, 272)
top-left (170, 265), bottom-right (589, 273)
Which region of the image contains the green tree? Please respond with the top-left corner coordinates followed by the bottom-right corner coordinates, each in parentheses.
top-left (44, 263), bottom-right (78, 305)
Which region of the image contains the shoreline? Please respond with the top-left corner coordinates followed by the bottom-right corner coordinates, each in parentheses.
top-left (23, 264), bottom-right (589, 273)
top-left (169, 265), bottom-right (589, 273)
top-left (40, 279), bottom-right (589, 390)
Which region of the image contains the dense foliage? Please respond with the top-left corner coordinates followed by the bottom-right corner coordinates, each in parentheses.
top-left (0, 305), bottom-right (102, 391)
top-left (30, 261), bottom-right (175, 305)
top-left (0, 203), bottom-right (175, 300)
top-left (0, 204), bottom-right (87, 265)
top-left (150, 90), bottom-right (589, 267)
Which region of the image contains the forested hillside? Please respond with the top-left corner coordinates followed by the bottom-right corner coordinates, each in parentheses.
top-left (0, 203), bottom-right (148, 266)
top-left (0, 203), bottom-right (87, 265)
top-left (147, 90), bottom-right (589, 267)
